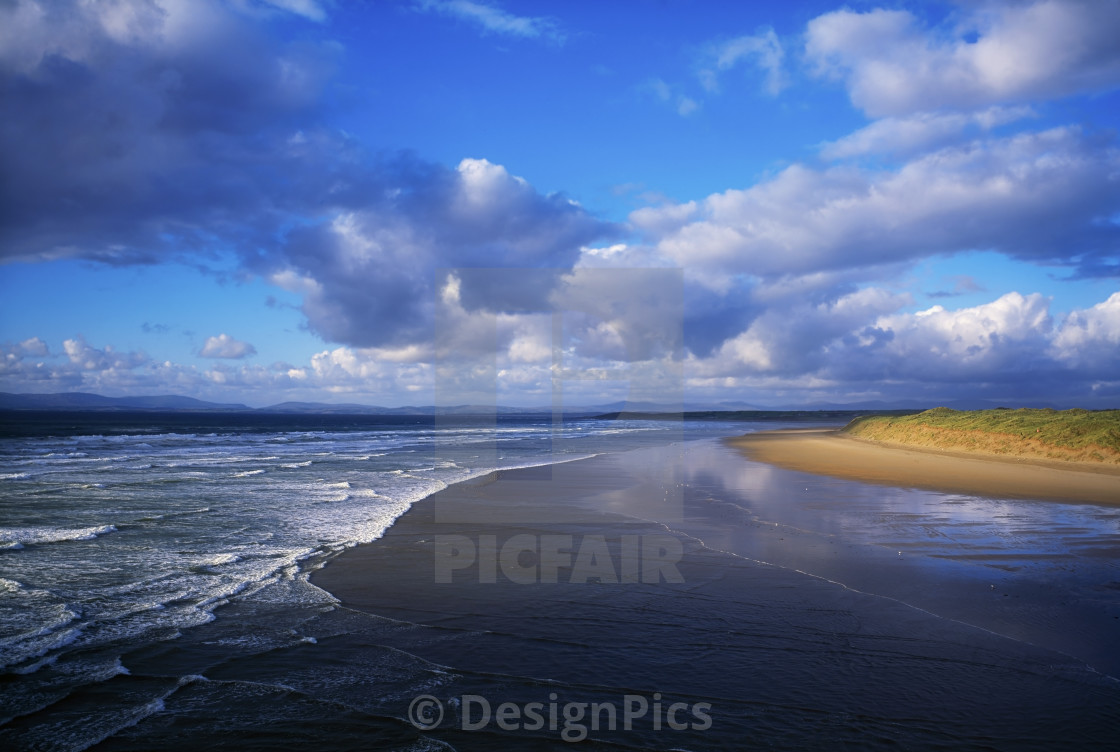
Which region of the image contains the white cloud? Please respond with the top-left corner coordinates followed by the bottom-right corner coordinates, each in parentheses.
top-left (707, 287), bottom-right (909, 376)
top-left (16, 337), bottom-right (49, 357)
top-left (63, 336), bottom-right (148, 371)
top-left (640, 78), bottom-right (699, 117)
top-left (805, 1), bottom-right (1120, 117)
top-left (200, 334), bottom-right (257, 359)
top-left (455, 157), bottom-right (530, 210)
top-left (633, 127), bottom-right (1120, 280)
top-left (820, 106), bottom-right (1034, 160)
top-left (414, 0), bottom-right (562, 42)
top-left (4, 286), bottom-right (1119, 406)
top-left (1050, 292), bottom-right (1120, 372)
top-left (679, 289), bottom-right (1120, 406)
top-left (256, 0), bottom-right (327, 23)
top-left (862, 292), bottom-right (1054, 378)
top-left (278, 157), bottom-right (609, 348)
top-left (0, 336), bottom-right (435, 405)
top-left (553, 267), bottom-right (684, 363)
top-left (701, 28), bottom-right (786, 95)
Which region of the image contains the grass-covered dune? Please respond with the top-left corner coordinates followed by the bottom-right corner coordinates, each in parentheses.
top-left (844, 408), bottom-right (1120, 466)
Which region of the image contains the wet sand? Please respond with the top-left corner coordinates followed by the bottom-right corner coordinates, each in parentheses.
top-left (311, 441), bottom-right (1120, 750)
top-left (728, 428), bottom-right (1120, 505)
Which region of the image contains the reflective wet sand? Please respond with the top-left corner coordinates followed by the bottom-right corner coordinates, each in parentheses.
top-left (311, 438), bottom-right (1120, 749)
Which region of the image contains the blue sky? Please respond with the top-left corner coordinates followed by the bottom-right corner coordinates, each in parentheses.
top-left (1, 0), bottom-right (1118, 408)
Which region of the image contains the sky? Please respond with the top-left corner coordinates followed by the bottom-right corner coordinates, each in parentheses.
top-left (1, 0), bottom-right (1119, 409)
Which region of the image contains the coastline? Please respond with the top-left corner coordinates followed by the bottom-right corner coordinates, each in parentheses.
top-left (727, 428), bottom-right (1120, 505)
top-left (308, 439), bottom-right (1120, 748)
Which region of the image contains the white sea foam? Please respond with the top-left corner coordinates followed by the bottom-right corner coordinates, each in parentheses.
top-left (195, 553), bottom-right (242, 568)
top-left (0, 523), bottom-right (118, 549)
top-left (0, 413), bottom-right (706, 698)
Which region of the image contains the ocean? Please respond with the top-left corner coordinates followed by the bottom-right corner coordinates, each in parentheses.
top-left (2, 412), bottom-right (1119, 750)
top-left (0, 412), bottom-right (742, 750)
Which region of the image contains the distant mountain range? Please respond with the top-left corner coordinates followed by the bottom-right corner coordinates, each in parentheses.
top-left (0, 392), bottom-right (765, 415)
top-left (0, 391), bottom-right (1057, 415)
top-left (0, 392), bottom-right (254, 412)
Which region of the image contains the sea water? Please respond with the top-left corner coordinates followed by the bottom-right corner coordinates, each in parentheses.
top-left (0, 412), bottom-right (741, 749)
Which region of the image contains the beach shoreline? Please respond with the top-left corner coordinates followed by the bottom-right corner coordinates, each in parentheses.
top-left (727, 428), bottom-right (1120, 505)
top-left (306, 437), bottom-right (1120, 748)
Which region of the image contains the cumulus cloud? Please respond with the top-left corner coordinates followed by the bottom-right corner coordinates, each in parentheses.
top-left (805, 1), bottom-right (1120, 118)
top-left (705, 287), bottom-right (909, 376)
top-left (0, 0), bottom-right (612, 350)
top-left (414, 0), bottom-right (562, 42)
top-left (633, 127), bottom-right (1120, 280)
top-left (200, 334), bottom-right (257, 359)
top-left (5, 285), bottom-right (1120, 406)
top-left (677, 290), bottom-right (1120, 405)
top-left (3, 0), bottom-right (1116, 409)
top-left (63, 336), bottom-right (148, 371)
top-left (14, 337), bottom-right (49, 357)
top-left (0, 335), bottom-right (434, 405)
top-left (845, 292), bottom-right (1055, 382)
top-left (819, 106), bottom-right (1034, 160)
top-left (552, 267), bottom-right (684, 363)
top-left (273, 157), bottom-right (610, 348)
top-left (424, 266), bottom-right (686, 405)
top-left (1050, 292), bottom-right (1120, 375)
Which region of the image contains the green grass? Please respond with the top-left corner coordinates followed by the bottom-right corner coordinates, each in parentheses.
top-left (843, 408), bottom-right (1120, 465)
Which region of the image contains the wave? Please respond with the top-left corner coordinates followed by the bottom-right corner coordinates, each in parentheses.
top-left (233, 469), bottom-right (266, 478)
top-left (138, 506), bottom-right (211, 522)
top-left (0, 524), bottom-right (118, 550)
top-left (0, 579), bottom-right (83, 671)
top-left (197, 553), bottom-right (243, 567)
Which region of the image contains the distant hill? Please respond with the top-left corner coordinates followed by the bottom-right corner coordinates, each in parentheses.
top-left (261, 401), bottom-right (412, 414)
top-left (0, 391), bottom-right (1006, 416)
top-left (0, 392), bottom-right (250, 412)
top-left (0, 392), bottom-right (768, 416)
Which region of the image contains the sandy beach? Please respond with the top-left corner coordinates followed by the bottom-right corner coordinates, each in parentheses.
top-left (728, 428), bottom-right (1120, 505)
top-left (310, 438), bottom-right (1120, 749)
